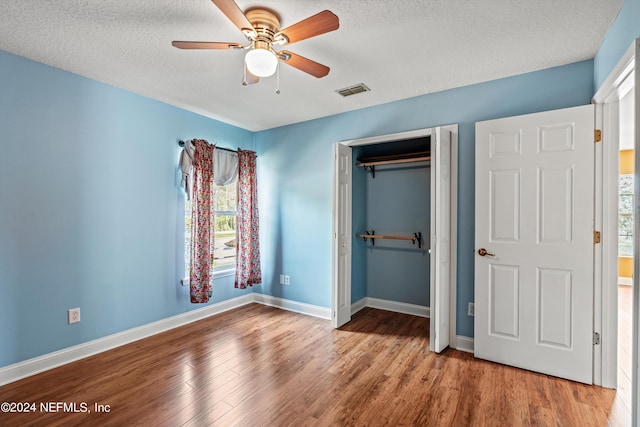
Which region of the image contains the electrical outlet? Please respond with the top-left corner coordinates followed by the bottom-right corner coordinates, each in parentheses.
top-left (280, 274), bottom-right (285, 285)
top-left (468, 302), bottom-right (474, 317)
top-left (284, 275), bottom-right (290, 285)
top-left (68, 308), bottom-right (81, 324)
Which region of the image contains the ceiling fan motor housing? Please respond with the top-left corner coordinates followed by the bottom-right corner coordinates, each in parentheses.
top-left (245, 8), bottom-right (282, 47)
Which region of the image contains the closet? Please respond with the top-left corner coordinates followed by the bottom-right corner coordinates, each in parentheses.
top-left (353, 137), bottom-right (431, 308)
top-left (332, 126), bottom-right (456, 353)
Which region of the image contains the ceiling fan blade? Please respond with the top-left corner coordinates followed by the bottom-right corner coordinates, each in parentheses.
top-left (211, 0), bottom-right (254, 33)
top-left (275, 10), bottom-right (339, 45)
top-left (172, 41), bottom-right (242, 50)
top-left (279, 51), bottom-right (330, 78)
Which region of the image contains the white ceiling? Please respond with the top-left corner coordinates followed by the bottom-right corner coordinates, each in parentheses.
top-left (0, 0), bottom-right (624, 132)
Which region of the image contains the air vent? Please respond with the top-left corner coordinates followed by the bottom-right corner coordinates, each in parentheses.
top-left (336, 83), bottom-right (370, 97)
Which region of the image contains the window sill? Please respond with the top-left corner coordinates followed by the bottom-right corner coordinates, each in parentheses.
top-left (619, 255), bottom-right (634, 259)
top-left (181, 268), bottom-right (236, 286)
top-left (213, 267), bottom-right (236, 279)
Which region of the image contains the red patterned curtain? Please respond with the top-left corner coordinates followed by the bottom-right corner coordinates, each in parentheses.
top-left (190, 139), bottom-right (215, 303)
top-left (235, 149), bottom-right (261, 288)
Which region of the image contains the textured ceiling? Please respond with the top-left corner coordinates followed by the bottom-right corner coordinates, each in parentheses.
top-left (0, 0), bottom-right (624, 131)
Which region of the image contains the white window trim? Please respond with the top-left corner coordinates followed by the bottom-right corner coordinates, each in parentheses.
top-left (215, 210), bottom-right (237, 216)
top-left (181, 266), bottom-right (235, 286)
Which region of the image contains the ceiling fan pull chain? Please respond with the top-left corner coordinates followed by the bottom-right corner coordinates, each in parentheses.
top-left (275, 63), bottom-right (281, 94)
top-left (242, 64), bottom-right (248, 87)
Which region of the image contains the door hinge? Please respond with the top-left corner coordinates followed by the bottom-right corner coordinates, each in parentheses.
top-left (593, 332), bottom-right (601, 345)
top-left (594, 231), bottom-right (601, 244)
top-left (333, 310), bottom-right (336, 318)
top-left (594, 129), bottom-right (602, 143)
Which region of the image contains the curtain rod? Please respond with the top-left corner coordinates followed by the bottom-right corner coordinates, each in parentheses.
top-left (178, 140), bottom-right (237, 154)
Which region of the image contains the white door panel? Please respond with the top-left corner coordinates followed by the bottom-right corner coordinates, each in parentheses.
top-left (430, 128), bottom-right (451, 352)
top-left (333, 143), bottom-right (352, 328)
top-left (475, 105), bottom-right (594, 384)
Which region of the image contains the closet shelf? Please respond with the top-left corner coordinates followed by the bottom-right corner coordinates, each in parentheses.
top-left (357, 231), bottom-right (423, 249)
top-left (356, 151), bottom-right (431, 178)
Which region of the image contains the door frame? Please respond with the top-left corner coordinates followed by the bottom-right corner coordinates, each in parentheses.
top-left (331, 125), bottom-right (459, 349)
top-left (593, 39), bottom-right (639, 395)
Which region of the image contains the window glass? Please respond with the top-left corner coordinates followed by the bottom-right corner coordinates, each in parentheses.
top-left (184, 181), bottom-right (237, 277)
top-left (619, 174), bottom-right (634, 257)
top-left (213, 181), bottom-right (237, 269)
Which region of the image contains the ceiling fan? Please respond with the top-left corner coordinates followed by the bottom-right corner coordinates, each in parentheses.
top-left (172, 0), bottom-right (339, 86)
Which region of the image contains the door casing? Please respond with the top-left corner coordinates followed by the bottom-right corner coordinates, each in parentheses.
top-left (592, 39), bottom-right (639, 419)
top-left (331, 125), bottom-right (459, 350)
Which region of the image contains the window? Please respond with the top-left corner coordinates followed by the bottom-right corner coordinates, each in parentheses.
top-left (184, 181), bottom-right (237, 277)
top-left (619, 174), bottom-right (634, 257)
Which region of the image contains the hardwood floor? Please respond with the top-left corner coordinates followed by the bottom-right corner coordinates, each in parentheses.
top-left (0, 304), bottom-right (625, 426)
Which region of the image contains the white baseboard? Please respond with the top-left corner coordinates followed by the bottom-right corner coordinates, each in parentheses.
top-left (352, 298), bottom-right (473, 353)
top-left (252, 293), bottom-right (331, 320)
top-left (619, 277), bottom-right (633, 286)
top-left (351, 298), bottom-right (367, 315)
top-left (351, 297), bottom-right (430, 318)
top-left (364, 297), bottom-right (430, 318)
top-left (0, 294), bottom-right (254, 386)
top-left (454, 335), bottom-right (474, 353)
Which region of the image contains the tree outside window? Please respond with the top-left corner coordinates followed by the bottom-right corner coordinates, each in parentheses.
top-left (619, 174), bottom-right (634, 257)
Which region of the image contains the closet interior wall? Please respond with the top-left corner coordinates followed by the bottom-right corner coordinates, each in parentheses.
top-left (351, 137), bottom-right (431, 307)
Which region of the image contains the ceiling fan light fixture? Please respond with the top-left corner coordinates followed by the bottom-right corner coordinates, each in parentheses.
top-left (173, 3), bottom-right (340, 83)
top-left (245, 47), bottom-right (278, 77)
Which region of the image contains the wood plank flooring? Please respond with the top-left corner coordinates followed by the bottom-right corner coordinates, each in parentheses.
top-left (0, 304), bottom-right (625, 426)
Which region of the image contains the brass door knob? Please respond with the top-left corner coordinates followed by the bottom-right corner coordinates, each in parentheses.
top-left (478, 248), bottom-right (495, 257)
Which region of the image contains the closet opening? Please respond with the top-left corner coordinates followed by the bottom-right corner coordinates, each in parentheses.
top-left (352, 136), bottom-right (432, 313)
top-left (332, 126), bottom-right (458, 353)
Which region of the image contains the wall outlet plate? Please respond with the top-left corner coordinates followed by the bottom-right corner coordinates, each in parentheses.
top-left (468, 302), bottom-right (474, 317)
top-left (284, 275), bottom-right (290, 285)
top-left (68, 307), bottom-right (81, 324)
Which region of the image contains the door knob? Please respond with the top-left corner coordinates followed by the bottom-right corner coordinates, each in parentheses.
top-left (478, 248), bottom-right (495, 257)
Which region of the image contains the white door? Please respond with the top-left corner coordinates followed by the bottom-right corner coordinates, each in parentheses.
top-left (332, 142), bottom-right (352, 328)
top-left (430, 128), bottom-right (451, 352)
top-left (474, 105), bottom-right (595, 384)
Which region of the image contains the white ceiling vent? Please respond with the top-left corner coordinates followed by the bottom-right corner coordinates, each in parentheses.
top-left (336, 83), bottom-right (371, 97)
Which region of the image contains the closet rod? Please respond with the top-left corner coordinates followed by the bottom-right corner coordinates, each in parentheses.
top-left (357, 150), bottom-right (429, 163)
top-left (356, 156), bottom-right (431, 167)
top-left (178, 140), bottom-right (237, 154)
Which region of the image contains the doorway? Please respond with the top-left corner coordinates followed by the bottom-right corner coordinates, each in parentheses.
top-left (331, 125), bottom-right (459, 352)
top-left (616, 83), bottom-right (635, 422)
top-left (593, 38), bottom-right (638, 424)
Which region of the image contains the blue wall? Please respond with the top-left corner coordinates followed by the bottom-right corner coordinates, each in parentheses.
top-left (0, 50), bottom-right (254, 368)
top-left (255, 60), bottom-right (595, 338)
top-left (594, 0), bottom-right (640, 90)
top-left (363, 163), bottom-right (430, 305)
top-left (350, 142), bottom-right (431, 306)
